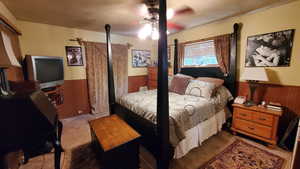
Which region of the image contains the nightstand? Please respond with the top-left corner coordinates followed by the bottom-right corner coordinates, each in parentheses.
top-left (231, 104), bottom-right (283, 147)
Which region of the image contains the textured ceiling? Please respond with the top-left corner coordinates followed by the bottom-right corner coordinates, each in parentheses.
top-left (2, 0), bottom-right (295, 36)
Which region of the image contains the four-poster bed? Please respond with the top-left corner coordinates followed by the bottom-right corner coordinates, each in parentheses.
top-left (104, 2), bottom-right (240, 168)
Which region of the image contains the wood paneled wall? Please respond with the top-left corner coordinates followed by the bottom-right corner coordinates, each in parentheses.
top-left (60, 79), bottom-right (90, 118)
top-left (128, 75), bottom-right (148, 93)
top-left (237, 82), bottom-right (300, 116)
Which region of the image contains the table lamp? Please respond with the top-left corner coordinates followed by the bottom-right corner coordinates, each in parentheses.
top-left (241, 67), bottom-right (269, 107)
top-left (0, 31), bottom-right (21, 96)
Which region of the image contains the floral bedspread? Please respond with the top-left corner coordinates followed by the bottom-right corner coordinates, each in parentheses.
top-left (117, 86), bottom-right (233, 146)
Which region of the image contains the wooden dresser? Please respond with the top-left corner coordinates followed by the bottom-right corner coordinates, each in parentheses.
top-left (147, 66), bottom-right (173, 90)
top-left (147, 66), bottom-right (158, 90)
top-left (231, 104), bottom-right (283, 147)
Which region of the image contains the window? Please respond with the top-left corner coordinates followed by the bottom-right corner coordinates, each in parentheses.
top-left (183, 40), bottom-right (218, 67)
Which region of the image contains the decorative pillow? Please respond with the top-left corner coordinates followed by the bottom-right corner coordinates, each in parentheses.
top-left (175, 73), bottom-right (194, 79)
top-left (169, 76), bottom-right (191, 95)
top-left (196, 77), bottom-right (224, 88)
top-left (185, 80), bottom-right (217, 99)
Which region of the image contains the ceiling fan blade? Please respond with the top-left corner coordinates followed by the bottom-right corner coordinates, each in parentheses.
top-left (175, 6), bottom-right (194, 16)
top-left (167, 22), bottom-right (185, 30)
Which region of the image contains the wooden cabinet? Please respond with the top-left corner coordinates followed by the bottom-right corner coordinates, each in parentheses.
top-left (147, 66), bottom-right (158, 90)
top-left (231, 104), bottom-right (282, 146)
top-left (147, 66), bottom-right (173, 90)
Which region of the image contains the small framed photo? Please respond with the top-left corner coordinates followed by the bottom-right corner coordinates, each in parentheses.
top-left (132, 49), bottom-right (151, 67)
top-left (66, 46), bottom-right (84, 66)
top-left (245, 29), bottom-right (295, 67)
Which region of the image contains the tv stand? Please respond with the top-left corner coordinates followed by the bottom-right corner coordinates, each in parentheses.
top-left (42, 85), bottom-right (64, 111)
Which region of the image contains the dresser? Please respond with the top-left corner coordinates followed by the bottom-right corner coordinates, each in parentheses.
top-left (147, 66), bottom-right (173, 90)
top-left (231, 104), bottom-right (283, 147)
top-left (147, 66), bottom-right (158, 90)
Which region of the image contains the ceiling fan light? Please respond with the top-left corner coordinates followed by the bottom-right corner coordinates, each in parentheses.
top-left (138, 24), bottom-right (152, 39)
top-left (151, 28), bottom-right (159, 40)
top-left (167, 9), bottom-right (175, 20)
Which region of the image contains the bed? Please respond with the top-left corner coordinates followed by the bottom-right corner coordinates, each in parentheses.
top-left (117, 86), bottom-right (233, 158)
top-left (104, 5), bottom-right (240, 167)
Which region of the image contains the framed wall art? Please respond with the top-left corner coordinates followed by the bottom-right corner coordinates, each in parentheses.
top-left (132, 49), bottom-right (151, 67)
top-left (245, 29), bottom-right (294, 67)
top-left (66, 46), bottom-right (84, 66)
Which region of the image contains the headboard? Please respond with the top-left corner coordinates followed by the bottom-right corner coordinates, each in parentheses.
top-left (173, 23), bottom-right (240, 97)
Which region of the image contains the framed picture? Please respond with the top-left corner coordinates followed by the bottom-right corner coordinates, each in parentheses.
top-left (66, 46), bottom-right (84, 66)
top-left (132, 49), bottom-right (151, 67)
top-left (245, 29), bottom-right (294, 67)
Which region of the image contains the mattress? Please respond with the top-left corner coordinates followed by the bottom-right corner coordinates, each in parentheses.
top-left (117, 86), bottom-right (233, 146)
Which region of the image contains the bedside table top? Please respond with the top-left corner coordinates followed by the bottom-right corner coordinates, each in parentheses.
top-left (232, 103), bottom-right (283, 116)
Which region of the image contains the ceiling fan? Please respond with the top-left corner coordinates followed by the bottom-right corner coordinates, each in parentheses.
top-left (136, 0), bottom-right (194, 40)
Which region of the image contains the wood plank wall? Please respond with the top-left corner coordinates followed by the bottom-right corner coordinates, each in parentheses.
top-left (237, 82), bottom-right (300, 116)
top-left (60, 79), bottom-right (90, 118)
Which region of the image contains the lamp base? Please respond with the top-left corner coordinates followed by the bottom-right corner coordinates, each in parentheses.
top-left (244, 100), bottom-right (256, 107)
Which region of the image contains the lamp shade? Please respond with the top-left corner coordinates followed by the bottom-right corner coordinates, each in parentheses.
top-left (241, 68), bottom-right (269, 81)
top-left (0, 31), bottom-right (21, 68)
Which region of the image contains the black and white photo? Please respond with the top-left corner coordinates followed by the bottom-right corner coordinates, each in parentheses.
top-left (132, 49), bottom-right (151, 67)
top-left (245, 29), bottom-right (294, 67)
top-left (66, 46), bottom-right (84, 66)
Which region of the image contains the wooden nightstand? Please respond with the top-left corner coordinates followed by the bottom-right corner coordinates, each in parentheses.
top-left (231, 104), bottom-right (283, 147)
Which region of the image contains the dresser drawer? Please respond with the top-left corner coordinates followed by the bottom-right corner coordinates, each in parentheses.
top-left (235, 108), bottom-right (252, 121)
top-left (235, 119), bottom-right (272, 139)
top-left (148, 67), bottom-right (157, 81)
top-left (148, 80), bottom-right (157, 89)
top-left (253, 111), bottom-right (274, 126)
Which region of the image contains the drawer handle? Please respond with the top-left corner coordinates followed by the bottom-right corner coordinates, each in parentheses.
top-left (259, 118), bottom-right (266, 121)
top-left (248, 127), bottom-right (255, 130)
top-left (240, 113), bottom-right (247, 116)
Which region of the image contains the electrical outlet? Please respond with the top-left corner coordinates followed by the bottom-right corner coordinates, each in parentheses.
top-left (78, 110), bottom-right (83, 114)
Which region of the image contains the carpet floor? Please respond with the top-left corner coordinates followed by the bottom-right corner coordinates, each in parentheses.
top-left (19, 114), bottom-right (292, 169)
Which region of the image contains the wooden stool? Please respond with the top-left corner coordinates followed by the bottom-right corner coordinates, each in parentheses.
top-left (89, 114), bottom-right (141, 169)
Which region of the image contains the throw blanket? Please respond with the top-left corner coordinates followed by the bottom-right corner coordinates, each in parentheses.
top-left (117, 86), bottom-right (233, 146)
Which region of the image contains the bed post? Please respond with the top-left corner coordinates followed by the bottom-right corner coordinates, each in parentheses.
top-left (229, 23), bottom-right (240, 97)
top-left (157, 0), bottom-right (170, 168)
top-left (105, 24), bottom-right (116, 114)
top-left (173, 39), bottom-right (179, 75)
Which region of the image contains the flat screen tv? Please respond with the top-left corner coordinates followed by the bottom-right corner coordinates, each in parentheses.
top-left (25, 55), bottom-right (64, 89)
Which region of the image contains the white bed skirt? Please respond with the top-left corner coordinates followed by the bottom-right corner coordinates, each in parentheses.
top-left (173, 108), bottom-right (227, 159)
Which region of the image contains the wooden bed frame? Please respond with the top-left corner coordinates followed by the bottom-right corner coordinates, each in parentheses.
top-left (104, 1), bottom-right (240, 167)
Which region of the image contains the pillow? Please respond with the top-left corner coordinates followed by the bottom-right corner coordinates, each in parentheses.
top-left (196, 77), bottom-right (224, 88)
top-left (185, 80), bottom-right (217, 99)
top-left (169, 76), bottom-right (191, 95)
top-left (175, 73), bottom-right (194, 79)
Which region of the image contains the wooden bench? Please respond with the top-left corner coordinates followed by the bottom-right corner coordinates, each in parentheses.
top-left (89, 114), bottom-right (141, 169)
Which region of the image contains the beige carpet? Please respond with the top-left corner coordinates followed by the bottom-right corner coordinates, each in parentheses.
top-left (19, 114), bottom-right (292, 169)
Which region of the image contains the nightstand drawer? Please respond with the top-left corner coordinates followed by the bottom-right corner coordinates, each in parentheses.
top-left (235, 119), bottom-right (272, 139)
top-left (235, 108), bottom-right (252, 121)
top-left (253, 111), bottom-right (274, 126)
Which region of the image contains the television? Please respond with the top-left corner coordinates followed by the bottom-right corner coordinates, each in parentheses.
top-left (25, 55), bottom-right (64, 89)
